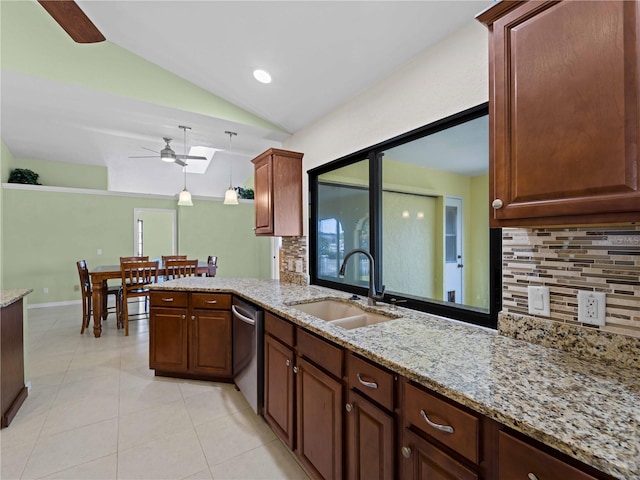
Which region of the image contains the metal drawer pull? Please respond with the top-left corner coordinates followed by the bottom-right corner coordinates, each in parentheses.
top-left (357, 373), bottom-right (378, 389)
top-left (206, 300), bottom-right (218, 304)
top-left (401, 447), bottom-right (412, 459)
top-left (286, 359), bottom-right (291, 367)
top-left (293, 366), bottom-right (298, 374)
top-left (191, 315), bottom-right (195, 321)
top-left (161, 297), bottom-right (174, 302)
top-left (345, 403), bottom-right (353, 413)
top-left (527, 474), bottom-right (539, 480)
top-left (420, 409), bottom-right (454, 434)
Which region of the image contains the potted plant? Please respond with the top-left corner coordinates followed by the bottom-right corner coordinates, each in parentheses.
top-left (8, 168), bottom-right (41, 185)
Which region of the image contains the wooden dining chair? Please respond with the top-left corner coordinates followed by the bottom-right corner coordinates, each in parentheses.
top-left (165, 259), bottom-right (198, 280)
top-left (120, 260), bottom-right (158, 336)
top-left (120, 256), bottom-right (149, 263)
top-left (76, 260), bottom-right (121, 334)
top-left (207, 255), bottom-right (218, 277)
top-left (161, 255), bottom-right (187, 265)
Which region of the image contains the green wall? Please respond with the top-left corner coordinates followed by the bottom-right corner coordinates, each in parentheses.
top-left (2, 186), bottom-right (271, 305)
top-left (138, 209), bottom-right (176, 261)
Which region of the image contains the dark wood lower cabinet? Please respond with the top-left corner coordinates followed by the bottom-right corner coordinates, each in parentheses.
top-left (1, 298), bottom-right (28, 428)
top-left (401, 428), bottom-right (478, 480)
top-left (296, 357), bottom-right (343, 480)
top-left (189, 309), bottom-right (232, 376)
top-left (149, 306), bottom-right (188, 372)
top-left (345, 390), bottom-right (394, 480)
top-left (263, 333), bottom-right (295, 449)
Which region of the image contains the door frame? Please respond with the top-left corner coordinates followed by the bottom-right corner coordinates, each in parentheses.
top-left (133, 208), bottom-right (177, 257)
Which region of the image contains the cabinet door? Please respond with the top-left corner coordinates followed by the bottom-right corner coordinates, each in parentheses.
top-left (345, 390), bottom-right (394, 480)
top-left (488, 1), bottom-right (640, 226)
top-left (254, 157), bottom-right (273, 235)
top-left (296, 357), bottom-right (343, 480)
top-left (400, 428), bottom-right (478, 480)
top-left (189, 310), bottom-right (232, 377)
top-left (263, 334), bottom-right (296, 449)
top-left (149, 307), bottom-right (188, 373)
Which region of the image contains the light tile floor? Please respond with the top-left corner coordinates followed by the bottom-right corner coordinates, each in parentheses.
top-left (0, 303), bottom-right (309, 480)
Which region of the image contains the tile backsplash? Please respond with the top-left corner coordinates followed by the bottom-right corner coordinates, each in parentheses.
top-left (500, 226), bottom-right (640, 366)
top-left (280, 236), bottom-right (309, 285)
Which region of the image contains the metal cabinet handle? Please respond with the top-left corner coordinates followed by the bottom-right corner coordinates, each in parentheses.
top-left (286, 359), bottom-right (291, 367)
top-left (181, 315), bottom-right (186, 319)
top-left (191, 315), bottom-right (195, 321)
top-left (492, 198), bottom-right (504, 209)
top-left (206, 300), bottom-right (218, 304)
top-left (401, 447), bottom-right (412, 459)
top-left (293, 366), bottom-right (298, 374)
top-left (356, 373), bottom-right (378, 389)
top-left (527, 474), bottom-right (540, 480)
top-left (162, 297), bottom-right (174, 302)
top-left (420, 409), bottom-right (454, 434)
top-left (345, 403), bottom-right (353, 413)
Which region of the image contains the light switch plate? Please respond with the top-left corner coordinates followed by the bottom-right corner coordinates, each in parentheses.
top-left (578, 291), bottom-right (606, 326)
top-left (528, 286), bottom-right (550, 317)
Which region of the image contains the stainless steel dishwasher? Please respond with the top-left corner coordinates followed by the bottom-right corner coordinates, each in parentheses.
top-left (231, 297), bottom-right (264, 415)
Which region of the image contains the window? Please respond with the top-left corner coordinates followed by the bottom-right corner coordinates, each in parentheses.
top-left (309, 104), bottom-right (501, 328)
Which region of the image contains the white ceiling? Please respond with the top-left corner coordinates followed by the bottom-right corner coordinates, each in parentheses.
top-left (1, 0), bottom-right (492, 198)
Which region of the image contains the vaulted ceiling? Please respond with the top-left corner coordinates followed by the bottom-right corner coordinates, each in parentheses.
top-left (1, 1), bottom-right (492, 198)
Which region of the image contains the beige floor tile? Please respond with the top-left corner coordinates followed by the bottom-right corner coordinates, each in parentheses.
top-left (21, 418), bottom-right (118, 479)
top-left (118, 379), bottom-right (183, 416)
top-left (182, 469), bottom-right (213, 479)
top-left (118, 365), bottom-right (155, 391)
top-left (183, 384), bottom-right (250, 426)
top-left (117, 399), bottom-right (193, 451)
top-left (53, 372), bottom-right (120, 406)
top-left (209, 439), bottom-right (310, 480)
top-left (0, 440), bottom-right (33, 480)
top-left (177, 379), bottom-right (223, 399)
top-left (40, 391), bottom-right (119, 437)
top-left (39, 454), bottom-right (117, 479)
top-left (196, 407), bottom-right (276, 466)
top-left (117, 429), bottom-right (208, 480)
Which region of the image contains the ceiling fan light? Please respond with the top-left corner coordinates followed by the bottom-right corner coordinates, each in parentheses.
top-left (224, 187), bottom-right (239, 205)
top-left (178, 188), bottom-right (193, 206)
top-left (161, 148), bottom-right (176, 162)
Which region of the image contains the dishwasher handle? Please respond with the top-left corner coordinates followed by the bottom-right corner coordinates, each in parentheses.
top-left (232, 305), bottom-right (256, 326)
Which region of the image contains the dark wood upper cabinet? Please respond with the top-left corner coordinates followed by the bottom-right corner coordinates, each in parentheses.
top-left (478, 0), bottom-right (640, 226)
top-left (251, 148), bottom-right (304, 236)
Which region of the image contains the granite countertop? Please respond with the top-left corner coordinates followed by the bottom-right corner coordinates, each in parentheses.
top-left (150, 277), bottom-right (640, 479)
top-left (0, 289), bottom-right (33, 308)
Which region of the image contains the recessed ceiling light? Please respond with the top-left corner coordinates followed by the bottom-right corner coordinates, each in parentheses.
top-left (253, 69), bottom-right (272, 84)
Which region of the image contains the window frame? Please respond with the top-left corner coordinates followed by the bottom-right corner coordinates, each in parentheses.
top-left (308, 103), bottom-right (501, 329)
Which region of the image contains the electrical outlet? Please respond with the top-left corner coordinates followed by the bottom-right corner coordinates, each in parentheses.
top-left (43, 287), bottom-right (49, 294)
top-left (527, 286), bottom-right (550, 317)
top-left (97, 249), bottom-right (102, 255)
top-left (578, 291), bottom-right (606, 326)
top-left (74, 285), bottom-right (80, 291)
top-left (295, 259), bottom-right (303, 273)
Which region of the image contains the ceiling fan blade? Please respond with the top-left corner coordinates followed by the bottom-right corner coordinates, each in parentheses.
top-left (141, 147), bottom-right (160, 154)
top-left (177, 155), bottom-right (208, 161)
top-left (128, 156), bottom-right (159, 159)
top-left (174, 159), bottom-right (188, 167)
top-left (38, 1), bottom-right (105, 44)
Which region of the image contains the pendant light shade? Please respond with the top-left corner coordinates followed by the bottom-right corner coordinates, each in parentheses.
top-left (178, 188), bottom-right (193, 206)
top-left (223, 131), bottom-right (239, 205)
top-left (177, 126), bottom-right (193, 207)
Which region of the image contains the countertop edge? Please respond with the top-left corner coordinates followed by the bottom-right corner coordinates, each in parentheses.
top-left (1, 289), bottom-right (33, 308)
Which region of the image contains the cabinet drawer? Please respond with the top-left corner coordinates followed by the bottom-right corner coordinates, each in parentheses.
top-left (190, 293), bottom-right (231, 310)
top-left (265, 312), bottom-right (295, 347)
top-left (404, 382), bottom-right (479, 464)
top-left (347, 353), bottom-right (394, 411)
top-left (296, 328), bottom-right (343, 379)
top-left (498, 431), bottom-right (598, 480)
top-left (150, 291), bottom-right (188, 308)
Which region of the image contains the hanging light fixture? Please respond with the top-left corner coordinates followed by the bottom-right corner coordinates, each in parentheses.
top-left (223, 130), bottom-right (239, 205)
top-left (177, 126), bottom-right (193, 206)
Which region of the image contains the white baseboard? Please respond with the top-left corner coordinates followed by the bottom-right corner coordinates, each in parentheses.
top-left (28, 300), bottom-right (81, 309)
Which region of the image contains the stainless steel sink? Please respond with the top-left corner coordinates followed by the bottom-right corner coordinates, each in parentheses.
top-left (289, 299), bottom-right (399, 330)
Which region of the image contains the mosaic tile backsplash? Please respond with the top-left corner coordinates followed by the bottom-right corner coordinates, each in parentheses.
top-left (501, 226), bottom-right (640, 339)
top-left (280, 236), bottom-right (309, 285)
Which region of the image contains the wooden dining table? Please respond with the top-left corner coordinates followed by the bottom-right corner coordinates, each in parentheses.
top-left (89, 262), bottom-right (214, 338)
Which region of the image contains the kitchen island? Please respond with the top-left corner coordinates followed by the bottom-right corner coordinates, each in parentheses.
top-left (150, 277), bottom-right (639, 479)
top-left (1, 288), bottom-right (32, 428)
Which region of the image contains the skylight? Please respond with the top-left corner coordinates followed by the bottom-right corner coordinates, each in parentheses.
top-left (185, 146), bottom-right (217, 174)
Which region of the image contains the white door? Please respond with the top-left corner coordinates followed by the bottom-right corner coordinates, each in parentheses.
top-left (443, 197), bottom-right (463, 304)
top-left (133, 208), bottom-right (177, 260)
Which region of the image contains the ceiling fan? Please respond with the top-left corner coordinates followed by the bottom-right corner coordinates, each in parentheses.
top-left (129, 126), bottom-right (208, 167)
top-left (38, 0), bottom-right (105, 44)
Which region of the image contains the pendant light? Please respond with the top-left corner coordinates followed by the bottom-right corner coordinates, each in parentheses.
top-left (223, 130), bottom-right (239, 205)
top-left (177, 126), bottom-right (193, 206)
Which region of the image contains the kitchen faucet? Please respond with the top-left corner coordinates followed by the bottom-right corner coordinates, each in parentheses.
top-left (339, 249), bottom-right (385, 306)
